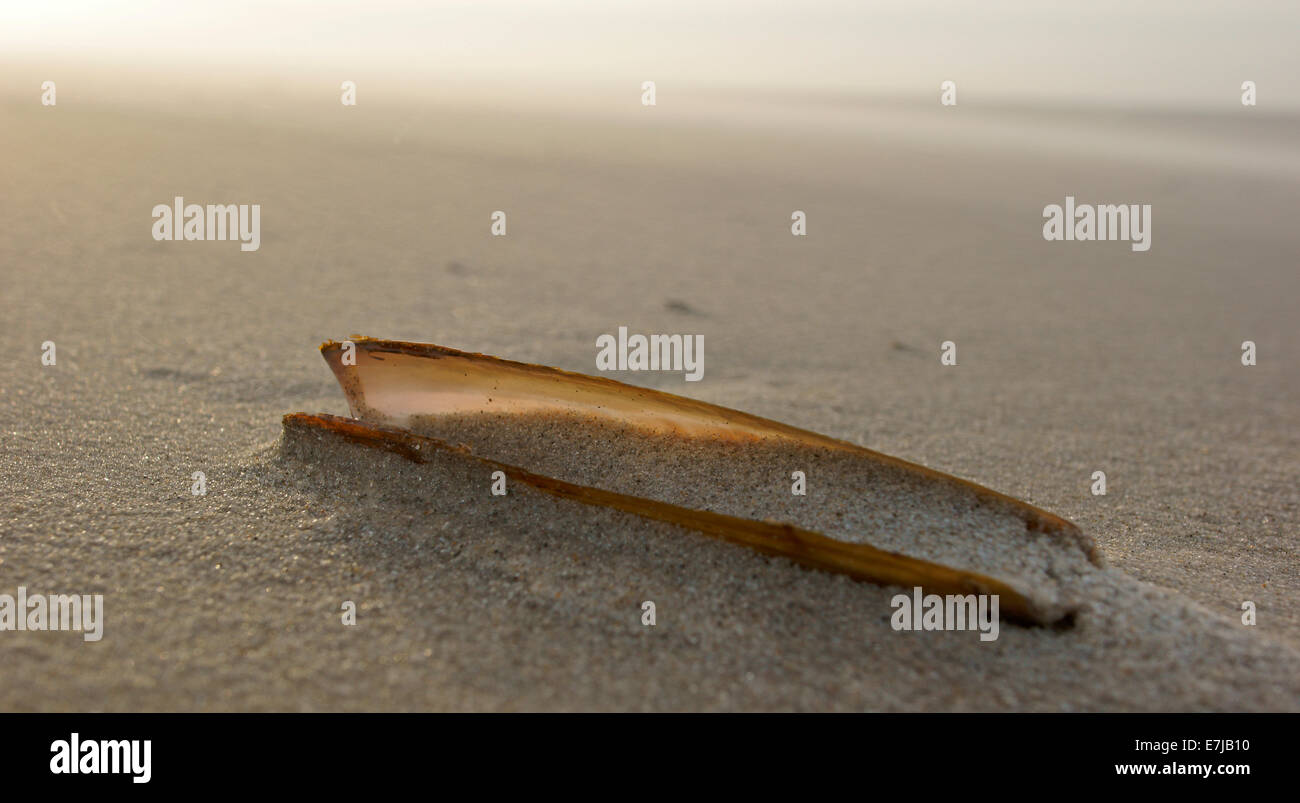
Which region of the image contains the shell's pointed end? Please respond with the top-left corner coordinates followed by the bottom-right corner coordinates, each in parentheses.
top-left (320, 335), bottom-right (371, 354)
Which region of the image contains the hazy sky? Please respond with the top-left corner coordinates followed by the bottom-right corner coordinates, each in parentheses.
top-left (5, 1), bottom-right (1299, 110)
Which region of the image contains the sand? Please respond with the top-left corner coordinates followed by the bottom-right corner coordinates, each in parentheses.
top-left (1, 74), bottom-right (1298, 710)
top-left (400, 410), bottom-right (1098, 608)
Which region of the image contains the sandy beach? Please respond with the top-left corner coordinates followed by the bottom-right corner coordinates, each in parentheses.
top-left (1, 69), bottom-right (1298, 711)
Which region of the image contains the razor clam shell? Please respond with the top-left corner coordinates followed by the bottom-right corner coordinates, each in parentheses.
top-left (302, 336), bottom-right (1100, 624)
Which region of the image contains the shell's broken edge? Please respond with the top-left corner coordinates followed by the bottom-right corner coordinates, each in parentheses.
top-left (318, 336), bottom-right (1102, 568)
top-left (280, 412), bottom-right (1073, 626)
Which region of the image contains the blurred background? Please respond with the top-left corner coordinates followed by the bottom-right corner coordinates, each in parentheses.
top-left (4, 0), bottom-right (1300, 110)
